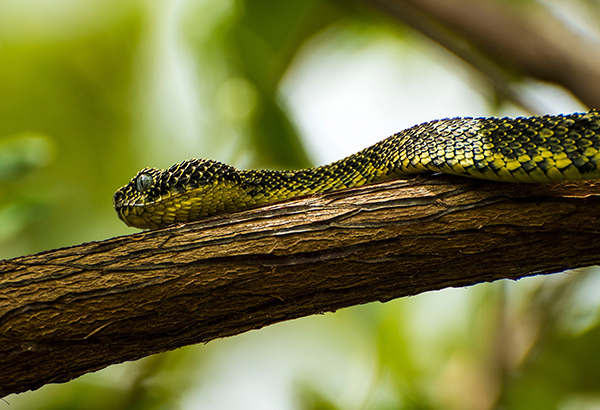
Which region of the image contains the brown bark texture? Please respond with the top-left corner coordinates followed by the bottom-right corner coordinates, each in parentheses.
top-left (2, 175), bottom-right (600, 397)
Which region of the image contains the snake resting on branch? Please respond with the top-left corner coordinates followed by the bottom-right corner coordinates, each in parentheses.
top-left (114, 110), bottom-right (600, 230)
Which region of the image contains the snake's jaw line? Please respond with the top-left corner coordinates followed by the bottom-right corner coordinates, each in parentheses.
top-left (113, 110), bottom-right (600, 230)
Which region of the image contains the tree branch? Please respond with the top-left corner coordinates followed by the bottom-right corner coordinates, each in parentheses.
top-left (2, 175), bottom-right (600, 397)
top-left (363, 0), bottom-right (600, 109)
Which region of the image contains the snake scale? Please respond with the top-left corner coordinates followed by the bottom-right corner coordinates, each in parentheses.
top-left (114, 110), bottom-right (600, 229)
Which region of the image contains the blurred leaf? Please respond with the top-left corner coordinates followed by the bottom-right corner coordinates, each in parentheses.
top-left (500, 322), bottom-right (600, 409)
top-left (296, 382), bottom-right (342, 410)
top-left (0, 4), bottom-right (144, 256)
top-left (0, 133), bottom-right (55, 244)
top-left (0, 200), bottom-right (47, 242)
top-left (232, 0), bottom-right (344, 168)
top-left (0, 132), bottom-right (55, 181)
top-left (184, 0), bottom-right (348, 169)
top-left (375, 305), bottom-right (435, 409)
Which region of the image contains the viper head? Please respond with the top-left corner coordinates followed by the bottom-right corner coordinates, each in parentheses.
top-left (113, 158), bottom-right (241, 229)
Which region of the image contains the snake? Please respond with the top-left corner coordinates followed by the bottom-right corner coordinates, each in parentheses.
top-left (113, 110), bottom-right (600, 230)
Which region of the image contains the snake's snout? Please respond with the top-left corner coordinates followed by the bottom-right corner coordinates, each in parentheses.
top-left (112, 189), bottom-right (125, 208)
top-left (112, 188), bottom-right (131, 226)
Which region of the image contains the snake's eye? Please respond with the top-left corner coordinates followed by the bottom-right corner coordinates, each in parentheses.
top-left (136, 173), bottom-right (154, 192)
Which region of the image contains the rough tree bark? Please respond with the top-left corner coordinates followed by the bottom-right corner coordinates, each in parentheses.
top-left (2, 175), bottom-right (600, 397)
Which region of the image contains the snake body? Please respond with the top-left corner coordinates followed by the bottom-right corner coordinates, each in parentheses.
top-left (114, 110), bottom-right (600, 229)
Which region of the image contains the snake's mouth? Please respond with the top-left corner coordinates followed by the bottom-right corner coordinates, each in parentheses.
top-left (113, 178), bottom-right (163, 229)
top-left (113, 190), bottom-right (149, 229)
top-left (113, 191), bottom-right (135, 227)
top-left (114, 206), bottom-right (130, 226)
top-left (113, 190), bottom-right (131, 226)
top-left (115, 204), bottom-right (158, 230)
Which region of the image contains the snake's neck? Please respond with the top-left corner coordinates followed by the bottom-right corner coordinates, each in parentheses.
top-left (239, 144), bottom-right (405, 202)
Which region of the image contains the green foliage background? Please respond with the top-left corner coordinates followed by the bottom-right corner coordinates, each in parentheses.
top-left (2, 0), bottom-right (600, 409)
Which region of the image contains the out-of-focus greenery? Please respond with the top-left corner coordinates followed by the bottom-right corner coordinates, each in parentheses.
top-left (0, 0), bottom-right (142, 257)
top-left (3, 0), bottom-right (600, 409)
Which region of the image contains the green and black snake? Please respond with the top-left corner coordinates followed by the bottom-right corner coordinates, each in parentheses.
top-left (113, 110), bottom-right (600, 230)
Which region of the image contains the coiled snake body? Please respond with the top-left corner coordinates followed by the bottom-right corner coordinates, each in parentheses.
top-left (114, 110), bottom-right (600, 230)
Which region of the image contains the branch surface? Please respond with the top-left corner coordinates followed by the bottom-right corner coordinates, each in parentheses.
top-left (2, 176), bottom-right (600, 397)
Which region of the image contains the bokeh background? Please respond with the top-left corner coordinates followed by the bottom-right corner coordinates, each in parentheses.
top-left (2, 0), bottom-right (600, 409)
